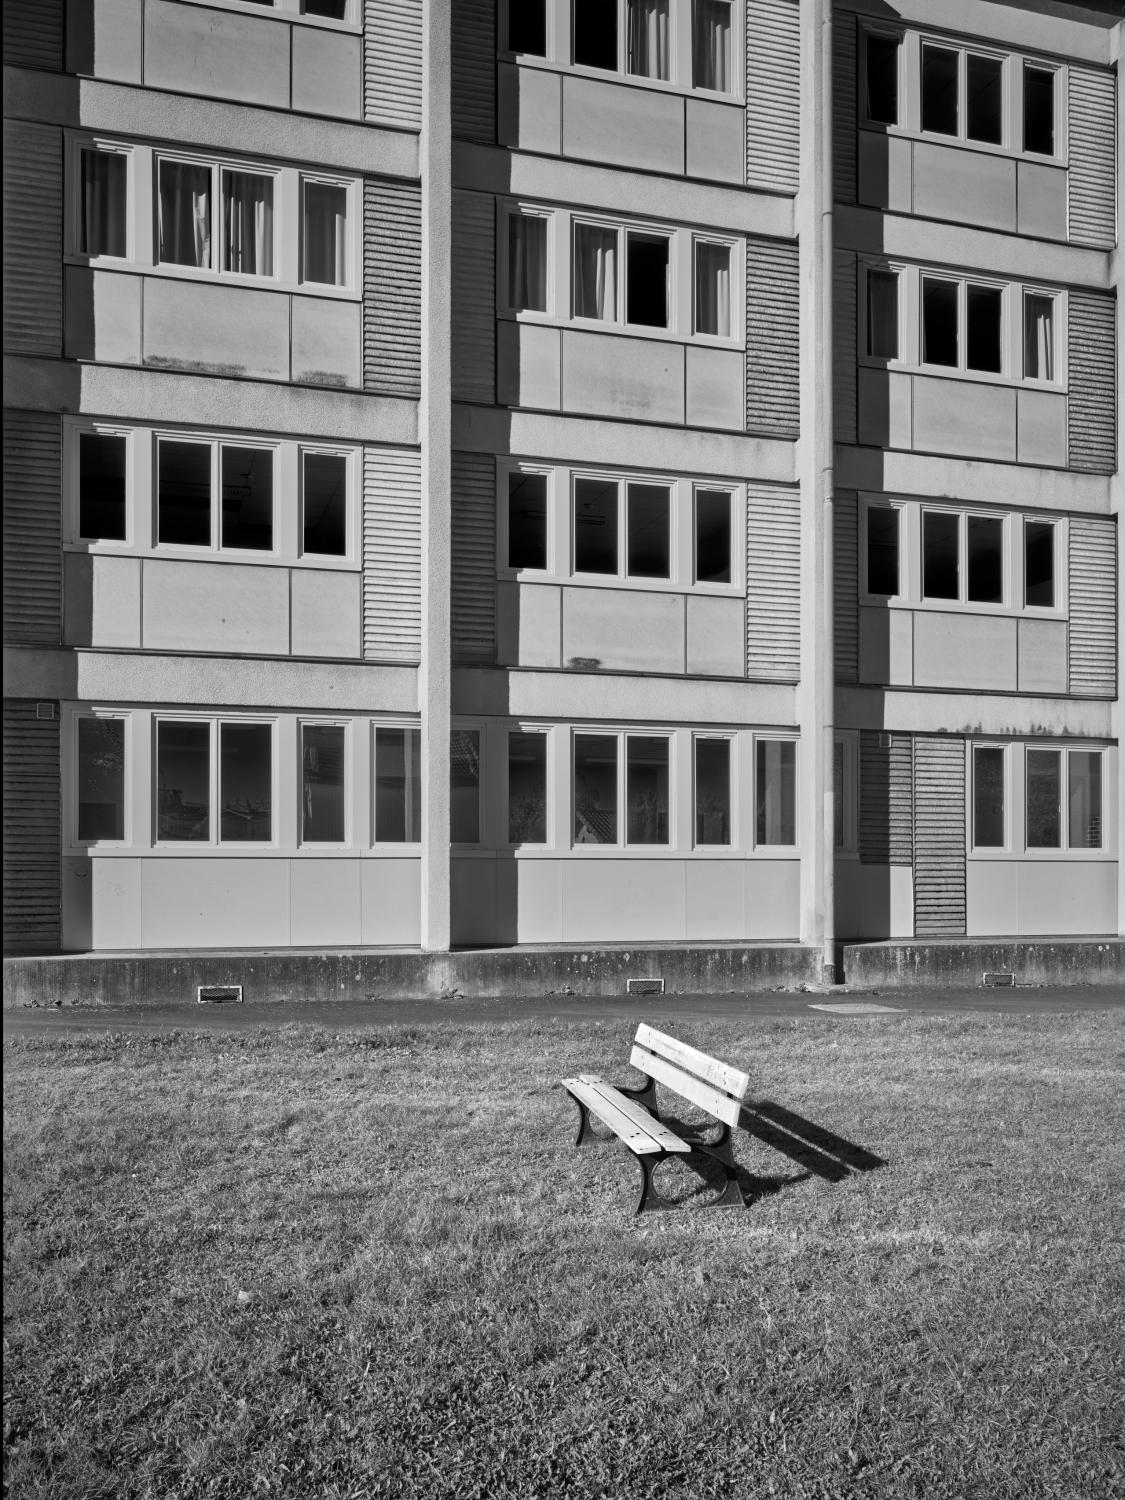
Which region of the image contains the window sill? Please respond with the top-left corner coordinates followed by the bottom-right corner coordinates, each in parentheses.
top-left (499, 53), bottom-right (745, 107)
top-left (861, 596), bottom-right (1066, 622)
top-left (500, 570), bottom-right (744, 598)
top-left (857, 121), bottom-right (1065, 170)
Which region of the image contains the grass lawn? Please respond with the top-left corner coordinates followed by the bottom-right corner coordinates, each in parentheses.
top-left (4, 1009), bottom-right (1124, 1499)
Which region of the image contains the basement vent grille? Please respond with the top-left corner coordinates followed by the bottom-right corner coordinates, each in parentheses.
top-left (197, 984), bottom-right (243, 1004)
top-left (982, 972), bottom-right (1016, 988)
top-left (36, 702), bottom-right (55, 719)
top-left (878, 731), bottom-right (891, 748)
top-left (626, 978), bottom-right (665, 996)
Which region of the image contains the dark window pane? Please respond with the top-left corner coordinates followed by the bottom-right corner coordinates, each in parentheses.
top-left (302, 724), bottom-right (345, 843)
top-left (627, 483), bottom-right (670, 579)
top-left (305, 0), bottom-right (348, 16)
top-left (1024, 521), bottom-right (1054, 608)
top-left (220, 722), bottom-right (272, 842)
top-left (922, 279), bottom-right (958, 366)
top-left (508, 213), bottom-right (547, 311)
top-left (574, 0), bottom-right (616, 69)
top-left (1026, 749), bottom-right (1060, 848)
top-left (627, 0), bottom-right (669, 80)
top-left (79, 432), bottom-right (127, 540)
top-left (695, 738), bottom-right (730, 845)
top-left (865, 34), bottom-right (899, 124)
top-left (1024, 65), bottom-right (1055, 154)
top-left (158, 160), bottom-right (211, 268)
top-left (692, 0), bottom-right (731, 92)
top-left (508, 0), bottom-right (547, 54)
top-left (921, 45), bottom-right (958, 135)
top-left (923, 511), bottom-right (960, 600)
top-left (866, 505), bottom-right (899, 596)
top-left (451, 729), bottom-right (480, 843)
top-left (695, 489), bottom-right (731, 584)
top-left (222, 170), bottom-right (274, 278)
top-left (77, 717), bottom-right (125, 841)
top-left (574, 734), bottom-right (617, 844)
top-left (695, 242), bottom-right (731, 336)
top-left (627, 736), bottom-right (669, 844)
top-left (756, 740), bottom-right (796, 845)
top-left (867, 269), bottom-right (899, 359)
top-left (375, 727), bottom-right (421, 842)
top-left (158, 439), bottom-right (211, 547)
top-left (574, 477), bottom-right (618, 574)
top-left (157, 720), bottom-right (210, 841)
top-left (303, 452), bottom-right (347, 555)
top-left (966, 285), bottom-right (1002, 373)
top-left (304, 182), bottom-right (347, 286)
top-left (508, 732), bottom-right (547, 843)
top-left (967, 54), bottom-right (1003, 143)
top-left (508, 472), bottom-right (548, 569)
top-left (1068, 752), bottom-right (1101, 850)
top-left (221, 446), bottom-right (273, 551)
top-left (973, 747), bottom-right (1004, 847)
top-left (80, 149), bottom-right (127, 258)
top-left (626, 233), bottom-right (669, 328)
top-left (967, 515), bottom-right (1003, 604)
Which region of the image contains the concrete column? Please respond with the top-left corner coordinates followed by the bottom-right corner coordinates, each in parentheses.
top-left (797, 0), bottom-right (836, 980)
top-left (420, 0), bottom-right (453, 950)
top-left (1113, 17), bottom-right (1124, 940)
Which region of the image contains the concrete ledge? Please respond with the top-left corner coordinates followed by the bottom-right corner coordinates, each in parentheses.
top-left (2, 943), bottom-right (820, 1008)
top-left (843, 937), bottom-right (1125, 991)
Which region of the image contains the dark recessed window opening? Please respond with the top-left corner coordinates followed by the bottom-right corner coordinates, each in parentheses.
top-left (508, 472), bottom-right (548, 570)
top-left (923, 511), bottom-right (960, 599)
top-left (1026, 748), bottom-right (1061, 848)
top-left (866, 504), bottom-right (899, 596)
top-left (695, 489), bottom-right (731, 584)
top-left (508, 732), bottom-right (547, 844)
top-left (79, 432), bottom-right (128, 541)
top-left (220, 722), bottom-right (272, 843)
top-left (1024, 520), bottom-right (1055, 608)
top-left (865, 33), bottom-right (900, 124)
top-left (574, 0), bottom-right (616, 69)
top-left (302, 723), bottom-right (345, 844)
top-left (626, 483), bottom-right (670, 578)
top-left (626, 232), bottom-right (669, 328)
top-left (866, 269), bottom-right (899, 359)
top-left (966, 284), bottom-right (1003, 373)
top-left (304, 0), bottom-right (349, 16)
top-left (80, 149), bottom-right (127, 258)
top-left (508, 0), bottom-right (548, 55)
top-left (508, 212), bottom-right (548, 312)
top-left (574, 477), bottom-right (618, 574)
top-left (158, 439), bottom-right (212, 547)
top-left (972, 746), bottom-right (1004, 847)
top-left (756, 740), bottom-right (796, 846)
top-left (375, 727), bottom-right (421, 842)
top-left (695, 738), bottom-right (731, 846)
top-left (922, 279), bottom-right (958, 366)
top-left (1024, 293), bottom-right (1054, 381)
top-left (967, 515), bottom-right (1003, 604)
top-left (966, 54), bottom-right (1003, 144)
top-left (77, 717), bottom-right (125, 841)
top-left (220, 445), bottom-right (273, 551)
top-left (627, 736), bottom-right (669, 845)
top-left (303, 452), bottom-right (347, 556)
top-left (574, 734), bottom-right (617, 844)
top-left (1023, 65), bottom-right (1055, 154)
top-left (157, 720), bottom-right (211, 842)
top-left (921, 45), bottom-right (958, 134)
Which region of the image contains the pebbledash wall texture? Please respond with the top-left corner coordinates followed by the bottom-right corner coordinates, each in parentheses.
top-left (2, 0), bottom-right (1121, 981)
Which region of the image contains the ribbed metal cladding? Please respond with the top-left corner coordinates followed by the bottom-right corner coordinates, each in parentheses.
top-left (1067, 67), bottom-right (1117, 249)
top-left (3, 700), bottom-right (62, 955)
top-left (452, 0), bottom-right (496, 143)
top-left (745, 239), bottom-right (800, 438)
top-left (363, 178), bottom-right (422, 398)
top-left (3, 410), bottom-right (62, 644)
top-left (834, 491), bottom-right (858, 683)
top-left (2, 0), bottom-right (63, 70)
top-left (832, 9), bottom-right (858, 204)
top-left (745, 0), bottom-right (799, 193)
top-left (913, 737), bottom-right (967, 938)
top-left (363, 446), bottom-right (422, 663)
top-left (859, 731), bottom-right (913, 866)
top-left (746, 482), bottom-right (800, 681)
top-left (452, 191), bottom-right (496, 404)
top-left (3, 121), bottom-right (64, 356)
top-left (1067, 290), bottom-right (1117, 474)
top-left (451, 452), bottom-right (496, 662)
top-left (1068, 516), bottom-right (1117, 698)
top-left (833, 252), bottom-right (858, 445)
top-left (364, 0), bottom-right (423, 129)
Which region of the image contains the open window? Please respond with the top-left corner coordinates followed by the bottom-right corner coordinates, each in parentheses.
top-left (508, 471), bottom-right (549, 570)
top-left (507, 211), bottom-right (549, 313)
top-left (1023, 64), bottom-right (1056, 155)
top-left (865, 503), bottom-right (900, 597)
top-left (864, 32), bottom-right (900, 124)
top-left (694, 240), bottom-right (732, 337)
top-left (77, 431), bottom-right (128, 543)
top-left (79, 146), bottom-right (129, 259)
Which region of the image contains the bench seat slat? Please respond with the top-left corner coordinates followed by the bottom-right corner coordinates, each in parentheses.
top-left (634, 1024), bottom-right (751, 1101)
top-left (561, 1075), bottom-right (691, 1155)
top-left (629, 1044), bottom-right (745, 1128)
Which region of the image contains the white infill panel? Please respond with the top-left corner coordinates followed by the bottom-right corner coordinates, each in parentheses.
top-left (364, 0), bottom-right (423, 128)
top-left (563, 1076), bottom-right (690, 1154)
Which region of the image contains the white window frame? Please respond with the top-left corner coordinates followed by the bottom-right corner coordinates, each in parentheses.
top-left (299, 171), bottom-right (357, 291)
top-left (154, 149), bottom-right (281, 284)
top-left (67, 422), bottom-right (136, 549)
top-left (969, 741), bottom-right (1112, 860)
top-left (969, 741), bottom-right (1009, 853)
top-left (571, 470), bottom-right (678, 585)
top-left (299, 718), bottom-right (351, 849)
top-left (692, 483), bottom-right (737, 589)
top-left (371, 720), bottom-right (424, 850)
top-left (66, 708), bottom-right (133, 850)
top-left (858, 25), bottom-right (904, 128)
top-left (67, 136), bottom-right (135, 264)
top-left (692, 732), bottom-right (736, 850)
top-left (500, 204), bottom-right (556, 317)
top-left (919, 272), bottom-right (1008, 379)
top-left (299, 445), bottom-right (359, 563)
top-left (691, 233), bottom-right (736, 341)
top-left (499, 462), bottom-right (556, 576)
top-left (752, 733), bottom-right (799, 850)
top-left (859, 496), bottom-right (904, 600)
top-left (860, 263), bottom-right (904, 362)
top-left (153, 430), bottom-right (281, 559)
top-left (570, 727), bottom-right (676, 852)
top-left (1023, 744), bottom-right (1107, 855)
top-left (918, 38), bottom-right (1009, 149)
top-left (175, 0), bottom-right (361, 31)
top-left (153, 714), bottom-right (278, 850)
top-left (919, 504), bottom-right (1009, 609)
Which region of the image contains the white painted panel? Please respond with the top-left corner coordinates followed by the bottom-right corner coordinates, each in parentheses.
top-left (66, 0), bottom-right (143, 81)
top-left (746, 860), bottom-right (799, 939)
top-left (913, 612), bottom-right (1016, 692)
top-left (563, 588), bottom-right (685, 674)
top-left (291, 569), bottom-right (361, 659)
top-left (497, 62), bottom-right (562, 154)
top-left (835, 862), bottom-right (914, 940)
top-left (142, 560), bottom-right (289, 655)
top-left (1017, 618), bottom-right (1067, 695)
top-left (64, 268), bottom-right (141, 364)
top-left (685, 98), bottom-right (743, 184)
top-left (144, 0), bottom-right (289, 107)
top-left (684, 861), bottom-right (747, 940)
top-left (857, 366), bottom-right (912, 449)
top-left (1017, 389), bottom-right (1067, 468)
top-left (291, 296), bottom-right (361, 389)
top-left (966, 862), bottom-right (1020, 937)
top-left (498, 321), bottom-right (561, 411)
top-left (140, 858), bottom-right (291, 947)
top-left (686, 595), bottom-right (744, 678)
top-left (290, 859), bottom-right (363, 946)
top-left (561, 76), bottom-right (684, 174)
top-left (857, 131), bottom-right (912, 213)
top-left (858, 605), bottom-right (912, 686)
top-left (61, 857), bottom-right (93, 952)
top-left (1017, 861), bottom-right (1117, 935)
top-left (562, 331), bottom-right (684, 424)
top-left (912, 142), bottom-right (1016, 231)
top-left (497, 581), bottom-right (561, 668)
top-left (64, 554), bottom-right (142, 648)
top-left (292, 26), bottom-right (362, 119)
top-left (143, 280), bottom-right (290, 383)
top-left (515, 859), bottom-right (564, 943)
top-left (360, 858), bottom-right (421, 945)
top-left (1016, 161), bottom-right (1067, 241)
top-left (685, 346), bottom-right (744, 431)
top-left (88, 857), bottom-right (146, 949)
top-left (562, 860), bottom-right (687, 942)
top-left (912, 377), bottom-right (1016, 463)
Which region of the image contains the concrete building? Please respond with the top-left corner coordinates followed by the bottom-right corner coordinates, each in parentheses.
top-left (3, 0), bottom-right (1121, 991)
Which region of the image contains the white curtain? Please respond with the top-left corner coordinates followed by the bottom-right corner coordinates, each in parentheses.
top-left (692, 0), bottom-right (731, 92)
top-left (304, 183), bottom-right (348, 286)
top-left (224, 171), bottom-right (274, 277)
top-left (574, 224), bottom-right (617, 321)
top-left (695, 242), bottom-right (731, 335)
top-left (158, 161), bottom-right (211, 268)
top-left (81, 150), bottom-right (127, 258)
top-left (508, 214), bottom-right (547, 312)
top-left (627, 0), bottom-right (669, 80)
top-left (1024, 295), bottom-right (1054, 380)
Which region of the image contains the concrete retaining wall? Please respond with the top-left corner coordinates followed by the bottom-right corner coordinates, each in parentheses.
top-left (843, 938), bottom-right (1125, 991)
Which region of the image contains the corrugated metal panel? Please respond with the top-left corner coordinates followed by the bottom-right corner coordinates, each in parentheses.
top-left (833, 10), bottom-right (857, 204)
top-left (364, 446), bottom-right (422, 663)
top-left (859, 730), bottom-right (912, 866)
top-left (913, 736), bottom-right (966, 937)
top-left (746, 238), bottom-right (799, 438)
top-left (364, 0), bottom-right (423, 129)
top-left (1067, 290), bottom-right (1116, 474)
top-left (364, 178), bottom-right (422, 398)
top-left (3, 121), bottom-right (63, 356)
top-left (3, 0), bottom-right (63, 70)
top-left (1068, 67), bottom-right (1116, 249)
top-left (452, 0), bottom-right (495, 144)
top-left (1068, 516), bottom-right (1117, 699)
top-left (3, 700), bottom-right (62, 954)
top-left (746, 482), bottom-right (800, 681)
top-left (452, 451), bottom-right (496, 662)
top-left (745, 0), bottom-right (799, 194)
top-left (452, 190), bottom-right (495, 404)
top-left (834, 490), bottom-right (858, 683)
top-left (3, 410), bottom-right (62, 644)
top-left (834, 252), bottom-right (857, 445)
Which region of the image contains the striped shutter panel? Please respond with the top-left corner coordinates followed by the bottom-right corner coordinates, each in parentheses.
top-left (3, 700), bottom-right (62, 954)
top-left (363, 446), bottom-right (422, 662)
top-left (745, 0), bottom-right (799, 194)
top-left (834, 490), bottom-right (858, 683)
top-left (451, 452), bottom-right (496, 662)
top-left (745, 239), bottom-right (799, 438)
top-left (452, 0), bottom-right (496, 144)
top-left (746, 482), bottom-right (800, 681)
top-left (3, 121), bottom-right (64, 356)
top-left (1068, 516), bottom-right (1117, 698)
top-left (1067, 67), bottom-right (1116, 250)
top-left (1067, 291), bottom-right (1116, 474)
top-left (833, 10), bottom-right (858, 204)
top-left (3, 410), bottom-right (62, 644)
top-left (859, 731), bottom-right (912, 866)
top-left (913, 736), bottom-right (966, 938)
top-left (363, 178), bottom-right (422, 398)
top-left (452, 190), bottom-right (496, 404)
top-left (3, 0), bottom-right (63, 70)
top-left (834, 252), bottom-right (857, 445)
top-left (364, 0), bottom-right (423, 129)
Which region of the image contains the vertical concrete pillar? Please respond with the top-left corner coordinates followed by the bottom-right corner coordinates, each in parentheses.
top-left (797, 0), bottom-right (836, 980)
top-left (1113, 17), bottom-right (1124, 940)
top-left (420, 0), bottom-right (453, 950)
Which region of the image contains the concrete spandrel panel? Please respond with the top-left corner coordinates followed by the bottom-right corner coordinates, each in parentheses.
top-left (685, 594), bottom-right (745, 677)
top-left (64, 554), bottom-right (142, 649)
top-left (144, 0), bottom-right (289, 107)
top-left (684, 861), bottom-right (748, 939)
top-left (1017, 617), bottom-right (1068, 694)
top-left (66, 0), bottom-right (144, 81)
top-left (563, 587), bottom-right (685, 674)
top-left (450, 858), bottom-right (498, 946)
top-left (562, 76), bottom-right (685, 174)
top-left (143, 279), bottom-right (290, 382)
top-left (745, 859), bottom-right (800, 939)
top-left (684, 97), bottom-right (744, 184)
top-left (64, 268), bottom-right (141, 365)
top-left (561, 859), bottom-right (687, 942)
top-left (857, 366), bottom-right (912, 449)
top-left (562, 330), bottom-right (685, 424)
top-left (497, 581), bottom-right (561, 668)
top-left (1016, 160), bottom-right (1067, 241)
top-left (291, 295), bottom-right (361, 388)
top-left (966, 862), bottom-right (1020, 937)
top-left (514, 859), bottom-right (564, 943)
top-left (290, 860), bottom-right (363, 946)
top-left (685, 345), bottom-right (744, 431)
top-left (912, 377), bottom-right (1017, 463)
top-left (1016, 861), bottom-right (1117, 936)
top-left (360, 858), bottom-right (422, 945)
top-left (1016, 388), bottom-right (1067, 468)
top-left (63, 857), bottom-right (146, 950)
top-left (142, 559), bottom-right (289, 655)
top-left (912, 142), bottom-right (1016, 232)
top-left (291, 569), bottom-right (361, 658)
top-left (835, 861), bottom-right (914, 940)
top-left (857, 130), bottom-right (912, 213)
top-left (498, 62), bottom-right (562, 155)
top-left (291, 25), bottom-right (362, 119)
top-left (858, 605), bottom-right (912, 686)
top-left (913, 611), bottom-right (1017, 691)
top-left (140, 858), bottom-right (291, 948)
top-left (497, 321), bottom-right (562, 411)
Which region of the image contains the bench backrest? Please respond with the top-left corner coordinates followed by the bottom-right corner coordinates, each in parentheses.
top-left (629, 1023), bottom-right (750, 1127)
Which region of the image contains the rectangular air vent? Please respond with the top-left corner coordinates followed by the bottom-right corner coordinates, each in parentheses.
top-left (626, 978), bottom-right (665, 996)
top-left (197, 984), bottom-right (243, 1004)
top-left (36, 702), bottom-right (55, 719)
top-left (982, 972), bottom-right (1015, 988)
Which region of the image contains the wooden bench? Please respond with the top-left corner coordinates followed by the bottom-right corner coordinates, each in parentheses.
top-left (561, 1024), bottom-right (751, 1214)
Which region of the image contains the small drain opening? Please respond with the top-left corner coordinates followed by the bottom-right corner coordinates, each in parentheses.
top-left (626, 978), bottom-right (665, 996)
top-left (197, 984), bottom-right (243, 1004)
top-left (982, 972), bottom-right (1015, 988)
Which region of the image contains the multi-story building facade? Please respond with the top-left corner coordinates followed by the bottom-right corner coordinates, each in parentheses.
top-left (3, 0), bottom-right (1121, 980)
